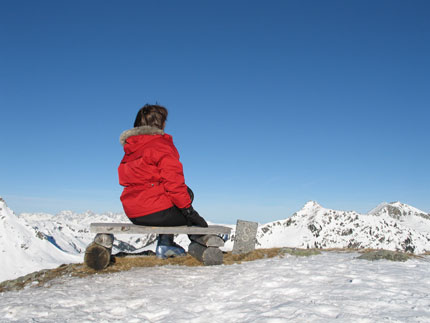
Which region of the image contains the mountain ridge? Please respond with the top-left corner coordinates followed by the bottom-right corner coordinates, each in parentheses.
top-left (0, 198), bottom-right (82, 282)
top-left (256, 200), bottom-right (430, 253)
top-left (1, 196), bottom-right (430, 282)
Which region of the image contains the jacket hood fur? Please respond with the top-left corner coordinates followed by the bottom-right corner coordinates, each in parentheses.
top-left (120, 126), bottom-right (165, 146)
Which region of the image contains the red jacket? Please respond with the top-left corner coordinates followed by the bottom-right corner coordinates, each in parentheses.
top-left (118, 126), bottom-right (191, 218)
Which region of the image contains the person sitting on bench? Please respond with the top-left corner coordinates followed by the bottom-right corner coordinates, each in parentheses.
top-left (118, 104), bottom-right (208, 259)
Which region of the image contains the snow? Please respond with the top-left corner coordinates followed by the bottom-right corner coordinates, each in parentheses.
top-left (2, 197), bottom-right (430, 283)
top-left (2, 196), bottom-right (430, 321)
top-left (368, 201), bottom-right (390, 215)
top-left (0, 199), bottom-right (82, 282)
top-left (1, 252), bottom-right (430, 322)
top-left (257, 200), bottom-right (430, 253)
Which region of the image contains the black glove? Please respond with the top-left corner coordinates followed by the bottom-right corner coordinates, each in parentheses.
top-left (180, 206), bottom-right (208, 227)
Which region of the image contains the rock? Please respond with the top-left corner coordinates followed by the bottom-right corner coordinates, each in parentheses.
top-left (357, 250), bottom-right (411, 262)
top-left (280, 248), bottom-right (321, 257)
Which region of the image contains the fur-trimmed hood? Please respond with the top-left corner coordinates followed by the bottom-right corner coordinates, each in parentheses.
top-left (119, 126), bottom-right (165, 146)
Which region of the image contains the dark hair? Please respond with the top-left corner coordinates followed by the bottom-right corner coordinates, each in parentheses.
top-left (134, 104), bottom-right (168, 129)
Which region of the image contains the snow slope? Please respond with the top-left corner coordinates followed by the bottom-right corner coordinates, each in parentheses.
top-left (0, 198), bottom-right (81, 282)
top-left (1, 252), bottom-right (429, 322)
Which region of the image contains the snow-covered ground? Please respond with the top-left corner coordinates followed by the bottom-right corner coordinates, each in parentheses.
top-left (1, 252), bottom-right (429, 322)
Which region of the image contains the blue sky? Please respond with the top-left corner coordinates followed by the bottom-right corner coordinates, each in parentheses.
top-left (1, 0), bottom-right (429, 224)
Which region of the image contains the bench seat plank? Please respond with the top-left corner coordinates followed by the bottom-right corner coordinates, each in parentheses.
top-left (90, 223), bottom-right (231, 235)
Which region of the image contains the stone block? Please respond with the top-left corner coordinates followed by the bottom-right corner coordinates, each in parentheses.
top-left (232, 220), bottom-right (258, 255)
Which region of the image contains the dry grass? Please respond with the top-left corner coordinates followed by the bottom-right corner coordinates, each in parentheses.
top-left (101, 248), bottom-right (290, 270)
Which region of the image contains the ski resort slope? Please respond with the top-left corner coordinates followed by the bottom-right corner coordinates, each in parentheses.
top-left (1, 252), bottom-right (429, 322)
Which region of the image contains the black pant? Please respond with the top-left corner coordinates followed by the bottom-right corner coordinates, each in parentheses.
top-left (130, 206), bottom-right (188, 226)
top-left (129, 187), bottom-right (194, 227)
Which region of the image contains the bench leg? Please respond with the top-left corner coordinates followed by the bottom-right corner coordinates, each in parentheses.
top-left (94, 233), bottom-right (114, 249)
top-left (188, 242), bottom-right (223, 266)
top-left (189, 234), bottom-right (225, 247)
top-left (84, 234), bottom-right (114, 270)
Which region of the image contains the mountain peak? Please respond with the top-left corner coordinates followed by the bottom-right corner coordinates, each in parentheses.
top-left (0, 197), bottom-right (14, 219)
top-left (368, 201), bottom-right (429, 221)
top-left (303, 200), bottom-right (323, 210)
top-left (388, 201), bottom-right (406, 208)
top-left (368, 202), bottom-right (389, 215)
top-left (258, 200), bottom-right (430, 254)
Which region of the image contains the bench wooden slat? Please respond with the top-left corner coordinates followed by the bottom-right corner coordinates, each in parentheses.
top-left (90, 223), bottom-right (232, 235)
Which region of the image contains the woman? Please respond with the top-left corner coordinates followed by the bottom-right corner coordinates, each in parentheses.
top-left (118, 104), bottom-right (207, 259)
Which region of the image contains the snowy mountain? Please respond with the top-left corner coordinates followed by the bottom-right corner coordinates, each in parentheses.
top-left (1, 197), bottom-right (430, 283)
top-left (0, 197), bottom-right (81, 282)
top-left (369, 201), bottom-right (430, 235)
top-left (19, 210), bottom-right (157, 255)
top-left (257, 201), bottom-right (430, 254)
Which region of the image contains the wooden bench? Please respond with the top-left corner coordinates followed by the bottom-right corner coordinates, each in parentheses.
top-left (84, 223), bottom-right (233, 269)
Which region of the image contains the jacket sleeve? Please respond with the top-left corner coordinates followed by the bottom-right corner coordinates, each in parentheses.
top-left (156, 141), bottom-right (192, 209)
